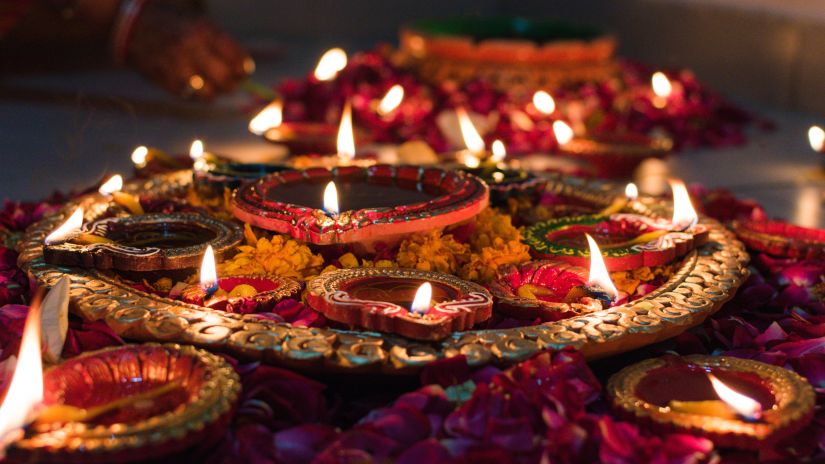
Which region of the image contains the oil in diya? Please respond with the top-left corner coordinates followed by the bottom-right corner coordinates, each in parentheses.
top-left (181, 245), bottom-right (302, 314)
top-left (189, 137), bottom-right (289, 198)
top-left (553, 120), bottom-right (673, 179)
top-left (306, 267), bottom-right (493, 341)
top-left (524, 179), bottom-right (709, 271)
top-left (42, 210), bottom-right (242, 272)
top-left (0, 288), bottom-right (240, 463)
top-left (607, 355), bottom-right (815, 450)
top-left (490, 233), bottom-right (621, 321)
top-left (451, 108), bottom-right (545, 207)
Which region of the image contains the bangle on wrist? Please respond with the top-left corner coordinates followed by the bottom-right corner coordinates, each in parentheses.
top-left (111, 0), bottom-right (149, 65)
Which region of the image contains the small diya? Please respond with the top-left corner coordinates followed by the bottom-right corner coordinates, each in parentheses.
top-left (306, 267), bottom-right (493, 341)
top-left (6, 343), bottom-right (240, 463)
top-left (181, 246), bottom-right (302, 314)
top-left (554, 124), bottom-right (673, 179)
top-left (232, 164), bottom-right (489, 247)
top-left (192, 152), bottom-right (289, 198)
top-left (524, 213), bottom-right (709, 271)
top-left (489, 260), bottom-right (607, 321)
top-left (260, 99), bottom-right (372, 155)
top-left (733, 219), bottom-right (825, 260)
top-left (606, 355), bottom-right (815, 450)
top-left (43, 213), bottom-right (242, 272)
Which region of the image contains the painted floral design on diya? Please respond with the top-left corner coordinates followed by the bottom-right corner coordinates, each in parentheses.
top-left (6, 343), bottom-right (240, 463)
top-left (181, 275), bottom-right (302, 314)
top-left (232, 164), bottom-right (489, 246)
top-left (306, 267), bottom-right (493, 341)
top-left (607, 355), bottom-right (815, 450)
top-left (558, 133), bottom-right (673, 179)
top-left (397, 17), bottom-right (617, 90)
top-left (489, 260), bottom-right (606, 321)
top-left (43, 213), bottom-right (242, 272)
top-left (524, 213), bottom-right (709, 271)
top-left (192, 153), bottom-right (289, 197)
top-left (460, 165), bottom-right (546, 207)
top-left (733, 219), bottom-right (825, 260)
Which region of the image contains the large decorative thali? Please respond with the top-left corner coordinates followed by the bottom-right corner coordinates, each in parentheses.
top-left (16, 170), bottom-right (749, 375)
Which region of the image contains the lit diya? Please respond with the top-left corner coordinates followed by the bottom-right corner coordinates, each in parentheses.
top-left (553, 121), bottom-right (673, 179)
top-left (42, 210), bottom-right (242, 272)
top-left (733, 219), bottom-right (824, 260)
top-left (190, 139), bottom-right (289, 198)
top-left (181, 245), bottom-right (302, 314)
top-left (607, 355), bottom-right (815, 449)
top-left (524, 180), bottom-right (709, 271)
top-left (232, 164), bottom-right (488, 247)
top-left (306, 267), bottom-right (493, 341)
top-left (130, 145), bottom-right (189, 178)
top-left (490, 235), bottom-right (620, 320)
top-left (451, 109), bottom-right (545, 206)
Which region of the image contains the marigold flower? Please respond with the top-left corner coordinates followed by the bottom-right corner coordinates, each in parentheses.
top-left (460, 238), bottom-right (531, 283)
top-left (467, 208), bottom-right (523, 251)
top-left (396, 229), bottom-right (469, 274)
top-left (219, 235), bottom-right (324, 279)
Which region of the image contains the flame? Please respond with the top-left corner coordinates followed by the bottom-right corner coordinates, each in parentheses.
top-left (131, 146), bottom-right (148, 167)
top-left (410, 282), bottom-right (432, 315)
top-left (323, 181), bottom-right (339, 216)
top-left (199, 245), bottom-right (218, 292)
top-left (249, 100), bottom-right (283, 135)
top-left (585, 234), bottom-right (619, 301)
top-left (98, 174), bottom-right (123, 196)
top-left (808, 125), bottom-right (824, 152)
top-left (651, 72), bottom-right (673, 98)
top-left (669, 179), bottom-right (698, 230)
top-left (463, 154), bottom-right (481, 169)
top-left (625, 182), bottom-right (639, 201)
top-left (189, 140), bottom-right (204, 160)
top-left (708, 373), bottom-right (762, 420)
top-left (44, 206), bottom-right (83, 245)
top-left (377, 85), bottom-right (404, 116)
top-left (553, 120), bottom-right (574, 146)
top-left (456, 107), bottom-right (485, 154)
top-left (491, 140), bottom-right (506, 163)
top-left (314, 48), bottom-right (347, 81)
top-left (0, 291), bottom-right (44, 448)
top-left (532, 90), bottom-right (556, 115)
top-left (337, 101), bottom-right (356, 161)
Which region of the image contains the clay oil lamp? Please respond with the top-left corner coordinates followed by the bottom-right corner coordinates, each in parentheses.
top-left (0, 291), bottom-right (240, 463)
top-left (42, 208), bottom-right (242, 272)
top-left (130, 145), bottom-right (189, 178)
top-left (190, 134), bottom-right (289, 198)
top-left (97, 174), bottom-right (145, 215)
top-left (450, 108), bottom-right (544, 207)
top-left (733, 219), bottom-right (824, 260)
top-left (490, 234), bottom-right (621, 321)
top-left (809, 125), bottom-right (825, 154)
top-left (306, 267), bottom-right (493, 341)
top-left (607, 355), bottom-right (815, 449)
top-left (553, 120), bottom-right (673, 179)
top-left (232, 163), bottom-right (488, 250)
top-left (524, 180), bottom-right (709, 271)
top-left (181, 245), bottom-right (302, 314)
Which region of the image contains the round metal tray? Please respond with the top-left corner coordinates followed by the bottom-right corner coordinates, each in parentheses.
top-left (17, 170), bottom-right (750, 375)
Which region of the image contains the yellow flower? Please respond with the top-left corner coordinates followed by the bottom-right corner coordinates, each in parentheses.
top-left (219, 234), bottom-right (324, 279)
top-left (461, 207), bottom-right (523, 252)
top-left (396, 229), bottom-right (469, 274)
top-left (460, 238), bottom-right (531, 283)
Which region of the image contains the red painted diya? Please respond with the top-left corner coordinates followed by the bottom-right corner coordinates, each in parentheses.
top-left (6, 343), bottom-right (240, 463)
top-left (733, 219), bottom-right (825, 260)
top-left (181, 275), bottom-right (302, 314)
top-left (306, 267), bottom-right (493, 341)
top-left (43, 213), bottom-right (242, 272)
top-left (232, 164), bottom-right (489, 247)
top-left (524, 213), bottom-right (709, 271)
top-left (559, 133), bottom-right (672, 179)
top-left (607, 355), bottom-right (815, 450)
top-left (489, 260), bottom-right (605, 321)
top-left (263, 122), bottom-right (371, 155)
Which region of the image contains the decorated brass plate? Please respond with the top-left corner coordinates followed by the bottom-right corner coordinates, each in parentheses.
top-left (17, 170), bottom-right (750, 375)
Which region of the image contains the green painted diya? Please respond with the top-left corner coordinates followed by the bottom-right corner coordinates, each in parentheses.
top-left (524, 213), bottom-right (709, 271)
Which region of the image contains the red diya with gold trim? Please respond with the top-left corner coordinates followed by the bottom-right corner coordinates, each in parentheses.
top-left (557, 130), bottom-right (672, 179)
top-left (181, 275), bottom-right (302, 314)
top-left (306, 267), bottom-right (493, 341)
top-left (524, 213), bottom-right (709, 271)
top-left (733, 219), bottom-right (825, 260)
top-left (6, 343), bottom-right (240, 463)
top-left (607, 355), bottom-right (815, 450)
top-left (42, 213), bottom-right (242, 272)
top-left (232, 164), bottom-right (489, 248)
top-left (489, 260), bottom-right (607, 321)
